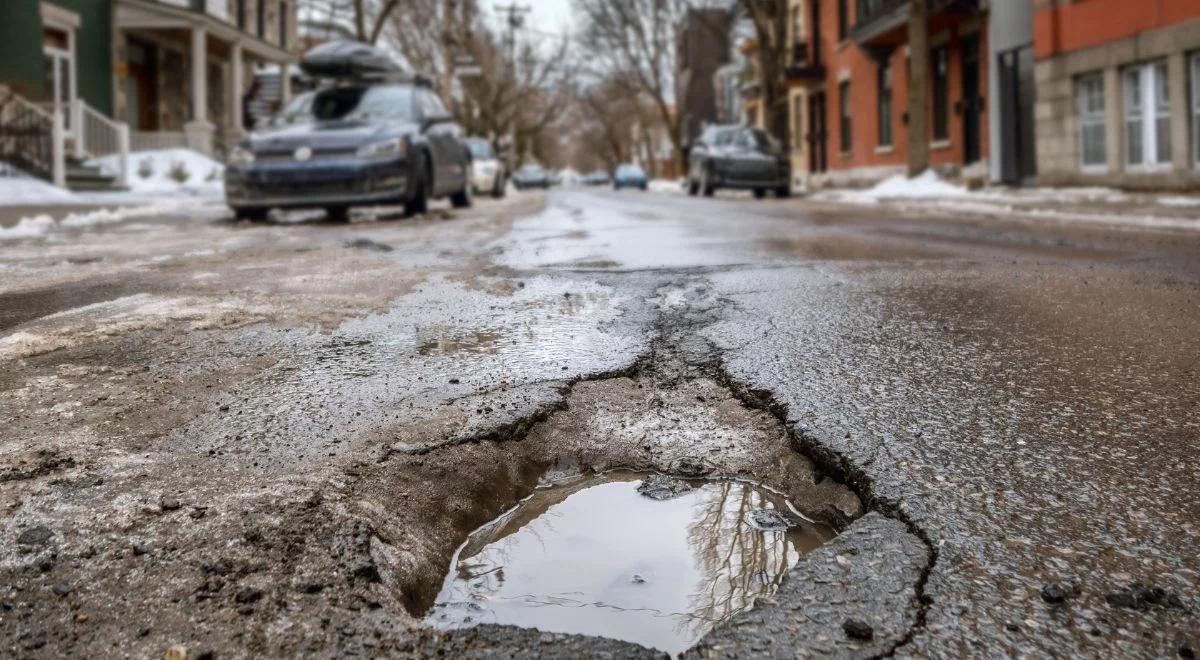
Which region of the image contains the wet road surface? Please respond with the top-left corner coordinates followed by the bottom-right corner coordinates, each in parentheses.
top-left (1, 189), bottom-right (1197, 657)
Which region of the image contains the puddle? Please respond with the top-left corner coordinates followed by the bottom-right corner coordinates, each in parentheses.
top-left (416, 329), bottom-right (504, 356)
top-left (424, 471), bottom-right (835, 655)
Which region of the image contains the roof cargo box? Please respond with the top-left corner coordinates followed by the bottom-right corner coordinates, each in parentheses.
top-left (300, 40), bottom-right (405, 80)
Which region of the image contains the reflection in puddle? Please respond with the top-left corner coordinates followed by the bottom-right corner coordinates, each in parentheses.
top-left (424, 472), bottom-right (835, 654)
top-left (416, 330), bottom-right (503, 356)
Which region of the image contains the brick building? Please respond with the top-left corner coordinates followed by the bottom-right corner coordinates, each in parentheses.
top-left (779, 0), bottom-right (990, 189)
top-left (1033, 0), bottom-right (1200, 190)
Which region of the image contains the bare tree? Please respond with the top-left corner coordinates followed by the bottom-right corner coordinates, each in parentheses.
top-left (573, 0), bottom-right (695, 172)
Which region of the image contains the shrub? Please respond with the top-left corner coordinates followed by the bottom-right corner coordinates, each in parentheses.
top-left (168, 161), bottom-right (191, 184)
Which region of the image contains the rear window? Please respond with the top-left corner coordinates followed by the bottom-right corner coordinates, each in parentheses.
top-left (284, 85), bottom-right (417, 123)
top-left (466, 139), bottom-right (495, 159)
top-left (616, 165), bottom-right (645, 177)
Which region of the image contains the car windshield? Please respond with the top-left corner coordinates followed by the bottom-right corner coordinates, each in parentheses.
top-left (466, 139), bottom-right (495, 159)
top-left (616, 165), bottom-right (645, 177)
top-left (748, 129), bottom-right (783, 152)
top-left (283, 85), bottom-right (417, 123)
top-left (518, 166), bottom-right (544, 176)
top-left (704, 127), bottom-right (738, 146)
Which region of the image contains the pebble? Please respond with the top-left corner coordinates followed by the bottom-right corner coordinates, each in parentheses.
top-left (17, 525), bottom-right (54, 549)
top-left (160, 496), bottom-right (182, 512)
top-left (842, 619), bottom-right (874, 641)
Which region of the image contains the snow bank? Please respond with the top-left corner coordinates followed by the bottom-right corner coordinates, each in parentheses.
top-left (648, 179), bottom-right (685, 195)
top-left (0, 214), bottom-right (56, 239)
top-left (0, 202), bottom-right (212, 241)
top-left (823, 169), bottom-right (972, 203)
top-left (1159, 196), bottom-right (1200, 208)
top-left (0, 175), bottom-right (78, 205)
top-left (91, 148), bottom-right (224, 197)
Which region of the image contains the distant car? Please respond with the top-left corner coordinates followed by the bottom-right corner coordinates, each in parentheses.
top-left (581, 170), bottom-right (611, 186)
top-left (466, 137), bottom-right (506, 198)
top-left (225, 41), bottom-right (473, 222)
top-left (687, 125), bottom-right (790, 199)
top-left (512, 164), bottom-right (551, 190)
top-left (613, 164), bottom-right (648, 191)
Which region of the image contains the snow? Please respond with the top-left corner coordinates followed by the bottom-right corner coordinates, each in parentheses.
top-left (0, 215), bottom-right (57, 239)
top-left (1159, 196), bottom-right (1200, 208)
top-left (648, 179), bottom-right (685, 195)
top-left (819, 169), bottom-right (973, 203)
top-left (0, 202), bottom-right (221, 242)
top-left (91, 149), bottom-right (224, 198)
top-left (0, 175), bottom-right (79, 205)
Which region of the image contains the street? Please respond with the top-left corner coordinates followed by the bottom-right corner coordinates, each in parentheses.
top-left (1, 190), bottom-right (1196, 657)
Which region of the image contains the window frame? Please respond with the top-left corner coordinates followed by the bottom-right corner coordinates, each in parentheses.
top-left (877, 61), bottom-right (893, 148)
top-left (931, 45), bottom-right (949, 142)
top-left (837, 0), bottom-right (848, 42)
top-left (1076, 73), bottom-right (1107, 172)
top-left (1123, 60), bottom-right (1172, 170)
top-left (1192, 52), bottom-right (1200, 168)
top-left (839, 81), bottom-right (852, 154)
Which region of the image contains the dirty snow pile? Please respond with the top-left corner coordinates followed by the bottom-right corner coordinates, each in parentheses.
top-left (821, 169), bottom-right (973, 203)
top-left (0, 173), bottom-right (79, 205)
top-left (92, 148), bottom-right (224, 197)
top-left (648, 179), bottom-right (685, 195)
top-left (0, 202), bottom-right (219, 241)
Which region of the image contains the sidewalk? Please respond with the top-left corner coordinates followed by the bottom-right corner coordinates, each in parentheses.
top-left (808, 172), bottom-right (1200, 232)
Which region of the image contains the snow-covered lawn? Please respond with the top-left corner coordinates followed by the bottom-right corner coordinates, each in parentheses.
top-left (0, 175), bottom-right (79, 205)
top-left (648, 179), bottom-right (685, 195)
top-left (92, 148), bottom-right (224, 199)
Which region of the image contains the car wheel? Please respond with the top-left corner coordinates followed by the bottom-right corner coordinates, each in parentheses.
top-left (493, 174), bottom-right (506, 199)
top-left (325, 206), bottom-right (350, 223)
top-left (451, 177), bottom-right (473, 209)
top-left (234, 207), bottom-right (268, 222)
top-left (405, 152), bottom-right (430, 217)
top-left (775, 185), bottom-right (792, 198)
top-left (753, 188), bottom-right (767, 200)
top-left (687, 179), bottom-right (699, 196)
top-left (700, 166), bottom-right (715, 197)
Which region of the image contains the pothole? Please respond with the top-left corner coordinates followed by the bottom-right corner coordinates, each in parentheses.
top-left (424, 471), bottom-right (835, 654)
top-left (363, 374), bottom-right (864, 654)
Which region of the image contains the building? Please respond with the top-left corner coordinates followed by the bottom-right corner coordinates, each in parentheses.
top-left (713, 14), bottom-right (757, 126)
top-left (783, 0), bottom-right (827, 189)
top-left (1, 0), bottom-right (298, 166)
top-left (676, 8), bottom-right (731, 152)
top-left (988, 0), bottom-right (1035, 186)
top-left (1032, 0), bottom-right (1200, 190)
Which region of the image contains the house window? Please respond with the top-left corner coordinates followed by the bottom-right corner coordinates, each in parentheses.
top-left (1124, 61), bottom-right (1171, 168)
top-left (877, 62), bottom-right (892, 147)
top-left (1191, 53), bottom-right (1200, 166)
top-left (839, 81), bottom-right (851, 153)
top-left (791, 5), bottom-right (804, 47)
top-left (792, 94), bottom-right (804, 152)
top-left (931, 45), bottom-right (949, 141)
top-left (257, 0), bottom-right (266, 38)
top-left (237, 0), bottom-right (245, 29)
top-left (837, 0), bottom-right (848, 41)
top-left (279, 2), bottom-right (288, 47)
top-left (1077, 74), bottom-right (1106, 169)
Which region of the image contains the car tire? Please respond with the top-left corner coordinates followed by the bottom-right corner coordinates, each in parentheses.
top-left (325, 206), bottom-right (350, 223)
top-left (753, 188), bottom-right (766, 200)
top-left (234, 207), bottom-right (268, 222)
top-left (700, 166), bottom-right (715, 197)
top-left (405, 152), bottom-right (430, 217)
top-left (451, 178), bottom-right (473, 209)
top-left (493, 174), bottom-right (506, 199)
top-left (775, 185), bottom-right (791, 198)
top-left (687, 180), bottom-right (699, 196)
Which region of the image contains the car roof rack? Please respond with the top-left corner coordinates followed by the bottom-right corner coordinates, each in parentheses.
top-left (300, 40), bottom-right (432, 87)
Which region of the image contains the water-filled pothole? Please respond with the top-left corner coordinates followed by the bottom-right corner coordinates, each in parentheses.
top-left (424, 471), bottom-right (835, 655)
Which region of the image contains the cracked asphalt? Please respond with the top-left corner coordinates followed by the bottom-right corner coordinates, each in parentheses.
top-left (1, 189), bottom-right (1197, 658)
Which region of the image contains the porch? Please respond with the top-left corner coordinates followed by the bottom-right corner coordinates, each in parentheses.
top-left (113, 0), bottom-right (297, 157)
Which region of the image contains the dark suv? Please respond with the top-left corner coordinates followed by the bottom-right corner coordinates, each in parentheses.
top-left (687, 125), bottom-right (791, 199)
top-left (225, 42), bottom-right (472, 221)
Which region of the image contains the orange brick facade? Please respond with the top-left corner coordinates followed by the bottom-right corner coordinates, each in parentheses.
top-left (1034, 0), bottom-right (1200, 59)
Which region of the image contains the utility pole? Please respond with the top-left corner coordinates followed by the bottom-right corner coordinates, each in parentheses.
top-left (494, 2), bottom-right (529, 165)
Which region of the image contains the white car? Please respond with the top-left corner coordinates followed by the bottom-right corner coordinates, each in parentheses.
top-left (466, 138), bottom-right (506, 198)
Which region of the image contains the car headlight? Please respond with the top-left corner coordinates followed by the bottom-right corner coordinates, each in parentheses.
top-left (229, 145), bottom-right (255, 167)
top-left (357, 138), bottom-right (408, 159)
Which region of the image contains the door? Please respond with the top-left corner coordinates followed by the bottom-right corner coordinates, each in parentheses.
top-left (126, 39), bottom-right (159, 131)
top-left (418, 90), bottom-right (462, 194)
top-left (808, 91), bottom-right (827, 174)
top-left (961, 34), bottom-right (981, 165)
top-left (996, 45), bottom-right (1035, 185)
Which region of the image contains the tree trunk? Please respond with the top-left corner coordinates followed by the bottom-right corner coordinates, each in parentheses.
top-left (906, 0), bottom-right (930, 176)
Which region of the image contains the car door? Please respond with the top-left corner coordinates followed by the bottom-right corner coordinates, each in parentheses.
top-left (419, 90), bottom-right (464, 195)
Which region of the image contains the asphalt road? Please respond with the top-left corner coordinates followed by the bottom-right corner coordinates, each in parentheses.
top-left (1, 189), bottom-right (1196, 657)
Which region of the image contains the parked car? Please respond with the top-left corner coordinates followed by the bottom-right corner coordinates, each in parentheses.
top-left (512, 164), bottom-right (552, 190)
top-left (581, 170), bottom-right (611, 186)
top-left (687, 125), bottom-right (790, 199)
top-left (465, 137), bottom-right (506, 198)
top-left (225, 41), bottom-right (473, 222)
top-left (613, 164), bottom-right (648, 191)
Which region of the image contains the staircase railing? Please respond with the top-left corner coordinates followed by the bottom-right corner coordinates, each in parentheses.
top-left (0, 88), bottom-right (65, 187)
top-left (74, 99), bottom-right (130, 186)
